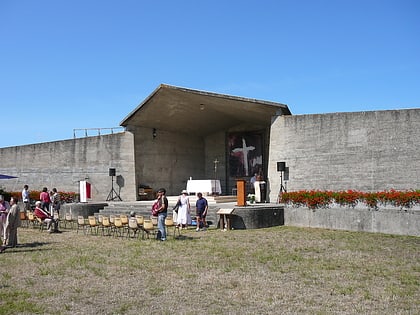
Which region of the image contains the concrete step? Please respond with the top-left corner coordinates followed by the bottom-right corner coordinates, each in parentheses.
top-left (214, 195), bottom-right (237, 203)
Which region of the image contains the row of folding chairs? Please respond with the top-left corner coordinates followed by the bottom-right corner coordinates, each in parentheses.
top-left (75, 214), bottom-right (180, 239)
top-left (19, 210), bottom-right (60, 232)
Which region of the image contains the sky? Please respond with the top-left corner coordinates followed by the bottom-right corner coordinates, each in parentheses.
top-left (1, 0), bottom-right (419, 148)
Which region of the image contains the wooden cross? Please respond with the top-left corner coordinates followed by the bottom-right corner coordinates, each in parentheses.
top-left (214, 158), bottom-right (219, 179)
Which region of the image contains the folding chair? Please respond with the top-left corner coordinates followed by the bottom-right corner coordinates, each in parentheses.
top-left (64, 213), bottom-right (75, 229)
top-left (127, 217), bottom-right (141, 239)
top-left (76, 216), bottom-right (88, 234)
top-left (19, 211), bottom-right (28, 228)
top-left (165, 216), bottom-right (180, 238)
top-left (113, 217), bottom-right (125, 238)
top-left (100, 216), bottom-right (112, 236)
top-left (86, 216), bottom-right (99, 235)
top-left (27, 211), bottom-right (38, 228)
top-left (142, 219), bottom-right (155, 239)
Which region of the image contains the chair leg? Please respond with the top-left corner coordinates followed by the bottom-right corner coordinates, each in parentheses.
top-left (143, 229), bottom-right (151, 239)
top-left (174, 226), bottom-right (181, 238)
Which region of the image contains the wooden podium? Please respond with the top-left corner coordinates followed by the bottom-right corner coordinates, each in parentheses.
top-left (236, 179), bottom-right (247, 206)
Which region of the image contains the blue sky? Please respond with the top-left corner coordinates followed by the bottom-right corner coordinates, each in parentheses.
top-left (1, 0), bottom-right (419, 148)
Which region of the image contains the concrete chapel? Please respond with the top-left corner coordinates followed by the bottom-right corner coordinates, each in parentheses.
top-left (120, 84), bottom-right (292, 198)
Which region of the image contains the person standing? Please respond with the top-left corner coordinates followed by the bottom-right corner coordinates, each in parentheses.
top-left (250, 173), bottom-right (257, 193)
top-left (51, 188), bottom-right (61, 215)
top-left (176, 190), bottom-right (191, 229)
top-left (0, 195), bottom-right (10, 246)
top-left (39, 187), bottom-right (51, 213)
top-left (195, 192), bottom-right (208, 231)
top-left (5, 197), bottom-right (21, 247)
top-left (22, 185), bottom-right (30, 212)
top-left (155, 188), bottom-right (168, 241)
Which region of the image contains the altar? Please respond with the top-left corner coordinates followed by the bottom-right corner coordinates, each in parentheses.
top-left (186, 179), bottom-right (222, 195)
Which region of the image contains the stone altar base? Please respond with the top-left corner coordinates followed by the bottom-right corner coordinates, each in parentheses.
top-left (61, 202), bottom-right (108, 218)
top-left (221, 204), bottom-right (284, 229)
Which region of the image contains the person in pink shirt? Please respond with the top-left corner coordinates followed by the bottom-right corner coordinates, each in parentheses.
top-left (39, 187), bottom-right (51, 213)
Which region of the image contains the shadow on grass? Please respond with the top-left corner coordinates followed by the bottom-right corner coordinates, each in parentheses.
top-left (2, 241), bottom-right (53, 254)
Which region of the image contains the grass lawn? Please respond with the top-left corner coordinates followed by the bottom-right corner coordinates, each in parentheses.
top-left (1, 224), bottom-right (419, 315)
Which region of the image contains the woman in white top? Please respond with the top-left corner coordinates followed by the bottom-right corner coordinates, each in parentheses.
top-left (176, 190), bottom-right (191, 229)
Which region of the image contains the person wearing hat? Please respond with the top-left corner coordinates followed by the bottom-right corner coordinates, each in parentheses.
top-left (34, 201), bottom-right (60, 233)
top-left (176, 190), bottom-right (191, 229)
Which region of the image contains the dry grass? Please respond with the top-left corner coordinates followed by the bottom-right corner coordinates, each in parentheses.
top-left (1, 224), bottom-right (419, 315)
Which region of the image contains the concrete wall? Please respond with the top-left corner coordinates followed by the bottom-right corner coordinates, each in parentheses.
top-left (268, 109), bottom-right (420, 202)
top-left (284, 207), bottom-right (420, 237)
top-left (205, 131), bottom-right (227, 193)
top-left (0, 132), bottom-right (137, 201)
top-left (130, 126), bottom-right (205, 196)
top-left (130, 128), bottom-right (228, 196)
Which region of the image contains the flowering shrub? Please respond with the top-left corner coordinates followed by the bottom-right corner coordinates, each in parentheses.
top-left (9, 190), bottom-right (79, 203)
top-left (281, 189), bottom-right (420, 210)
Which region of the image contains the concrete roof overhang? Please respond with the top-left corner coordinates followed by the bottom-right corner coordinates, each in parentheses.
top-left (120, 84), bottom-right (292, 137)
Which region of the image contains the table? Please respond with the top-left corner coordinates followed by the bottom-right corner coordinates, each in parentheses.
top-left (138, 188), bottom-right (154, 200)
top-left (217, 208), bottom-right (234, 230)
top-left (186, 179), bottom-right (222, 195)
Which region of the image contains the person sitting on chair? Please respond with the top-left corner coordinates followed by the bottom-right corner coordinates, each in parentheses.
top-left (34, 201), bottom-right (60, 233)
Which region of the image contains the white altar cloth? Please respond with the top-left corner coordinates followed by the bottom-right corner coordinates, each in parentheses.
top-left (186, 179), bottom-right (222, 195)
top-left (254, 181), bottom-right (266, 202)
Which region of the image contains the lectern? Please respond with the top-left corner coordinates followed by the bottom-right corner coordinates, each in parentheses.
top-left (236, 179), bottom-right (247, 206)
top-left (79, 180), bottom-right (91, 203)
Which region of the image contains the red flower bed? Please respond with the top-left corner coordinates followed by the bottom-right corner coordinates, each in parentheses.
top-left (280, 190), bottom-right (420, 210)
top-left (8, 190), bottom-right (79, 203)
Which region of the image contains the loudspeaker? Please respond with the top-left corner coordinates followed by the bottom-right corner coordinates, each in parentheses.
top-left (109, 168), bottom-right (116, 177)
top-left (277, 162), bottom-right (286, 172)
